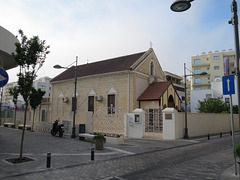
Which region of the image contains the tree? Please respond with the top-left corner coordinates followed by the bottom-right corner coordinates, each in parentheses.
top-left (29, 88), bottom-right (45, 131)
top-left (233, 105), bottom-right (239, 114)
top-left (9, 86), bottom-right (19, 128)
top-left (12, 29), bottom-right (50, 160)
top-left (197, 98), bottom-right (228, 113)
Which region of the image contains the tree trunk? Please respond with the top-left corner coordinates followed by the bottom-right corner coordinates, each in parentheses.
top-left (31, 109), bottom-right (35, 131)
top-left (13, 105), bottom-right (17, 128)
top-left (19, 104), bottom-right (28, 160)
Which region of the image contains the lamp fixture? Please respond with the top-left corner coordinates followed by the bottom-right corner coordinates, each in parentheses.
top-left (170, 0), bottom-right (194, 12)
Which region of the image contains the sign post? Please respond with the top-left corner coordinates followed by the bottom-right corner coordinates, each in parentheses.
top-left (0, 68), bottom-right (8, 126)
top-left (0, 68), bottom-right (8, 88)
top-left (222, 75), bottom-right (237, 175)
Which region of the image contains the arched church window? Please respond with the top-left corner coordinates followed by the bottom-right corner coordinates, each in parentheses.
top-left (150, 61), bottom-right (154, 76)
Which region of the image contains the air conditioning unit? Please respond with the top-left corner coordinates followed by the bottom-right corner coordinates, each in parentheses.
top-left (62, 97), bottom-right (69, 103)
top-left (95, 95), bottom-right (103, 101)
top-left (215, 78), bottom-right (221, 82)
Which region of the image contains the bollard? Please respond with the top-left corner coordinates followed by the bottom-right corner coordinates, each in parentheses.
top-left (46, 152), bottom-right (51, 168)
top-left (220, 132), bottom-right (222, 138)
top-left (91, 148), bottom-right (94, 161)
top-left (230, 131), bottom-right (232, 136)
top-left (208, 133), bottom-right (210, 140)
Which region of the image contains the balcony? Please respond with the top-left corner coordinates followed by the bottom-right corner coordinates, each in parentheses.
top-left (192, 62), bottom-right (210, 67)
top-left (0, 26), bottom-right (18, 70)
top-left (193, 80), bottom-right (210, 86)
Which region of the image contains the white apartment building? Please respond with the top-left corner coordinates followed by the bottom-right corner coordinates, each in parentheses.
top-left (2, 76), bottom-right (51, 108)
top-left (33, 76), bottom-right (51, 99)
top-left (191, 49), bottom-right (236, 90)
top-left (190, 49), bottom-right (237, 113)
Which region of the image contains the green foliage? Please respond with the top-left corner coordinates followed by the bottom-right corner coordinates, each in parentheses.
top-left (181, 106), bottom-right (185, 112)
top-left (220, 111), bottom-right (229, 114)
top-left (236, 144), bottom-right (240, 158)
top-left (197, 98), bottom-right (229, 113)
top-left (233, 105), bottom-right (239, 114)
top-left (92, 134), bottom-right (106, 143)
top-left (9, 86), bottom-right (19, 105)
top-left (12, 29), bottom-right (50, 71)
top-left (198, 97), bottom-right (240, 114)
top-left (17, 72), bottom-right (35, 104)
top-left (29, 88), bottom-right (45, 110)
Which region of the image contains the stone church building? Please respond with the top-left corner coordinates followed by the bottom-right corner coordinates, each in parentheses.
top-left (50, 48), bottom-right (181, 136)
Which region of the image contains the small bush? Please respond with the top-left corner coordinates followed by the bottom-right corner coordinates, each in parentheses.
top-left (92, 134), bottom-right (106, 143)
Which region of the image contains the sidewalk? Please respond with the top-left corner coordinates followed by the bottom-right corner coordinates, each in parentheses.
top-left (0, 126), bottom-right (239, 179)
top-left (219, 166), bottom-right (239, 180)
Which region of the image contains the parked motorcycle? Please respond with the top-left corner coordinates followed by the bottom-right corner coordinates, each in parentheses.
top-left (51, 119), bottom-right (64, 137)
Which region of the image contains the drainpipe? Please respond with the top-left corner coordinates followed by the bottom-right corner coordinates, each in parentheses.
top-left (50, 84), bottom-right (54, 123)
top-left (128, 71), bottom-right (130, 113)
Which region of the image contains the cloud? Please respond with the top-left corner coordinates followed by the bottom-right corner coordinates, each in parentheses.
top-left (1, 0), bottom-right (235, 82)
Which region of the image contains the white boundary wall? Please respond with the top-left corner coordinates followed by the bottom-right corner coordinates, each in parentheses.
top-left (163, 110), bottom-right (239, 139)
top-left (187, 113), bottom-right (239, 137)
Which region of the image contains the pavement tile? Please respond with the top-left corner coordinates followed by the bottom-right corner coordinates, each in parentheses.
top-left (1, 126), bottom-right (240, 179)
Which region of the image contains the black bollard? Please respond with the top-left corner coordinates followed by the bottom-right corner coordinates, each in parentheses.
top-left (220, 132), bottom-right (222, 138)
top-left (91, 148), bottom-right (94, 161)
top-left (46, 152), bottom-right (51, 168)
top-left (230, 131), bottom-right (232, 136)
top-left (208, 133), bottom-right (210, 140)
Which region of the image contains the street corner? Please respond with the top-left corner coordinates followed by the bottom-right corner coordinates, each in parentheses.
top-left (218, 165), bottom-right (239, 180)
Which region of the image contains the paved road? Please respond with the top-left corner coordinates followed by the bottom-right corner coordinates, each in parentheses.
top-left (0, 126), bottom-right (239, 179)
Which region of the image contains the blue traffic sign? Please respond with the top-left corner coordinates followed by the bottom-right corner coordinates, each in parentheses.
top-left (0, 68), bottom-right (8, 87)
top-left (222, 75), bottom-right (235, 95)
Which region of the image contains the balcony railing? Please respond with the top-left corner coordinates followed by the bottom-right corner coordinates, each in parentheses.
top-left (193, 81), bottom-right (210, 86)
top-left (192, 62), bottom-right (210, 67)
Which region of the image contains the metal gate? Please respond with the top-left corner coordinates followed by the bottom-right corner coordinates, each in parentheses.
top-left (144, 107), bottom-right (163, 137)
top-left (93, 105), bottom-right (125, 136)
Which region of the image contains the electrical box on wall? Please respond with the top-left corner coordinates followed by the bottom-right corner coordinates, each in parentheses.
top-left (134, 114), bottom-right (141, 123)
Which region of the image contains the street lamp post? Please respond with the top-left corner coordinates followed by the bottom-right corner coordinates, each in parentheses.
top-left (184, 63), bottom-right (188, 139)
top-left (184, 63), bottom-right (207, 139)
top-left (53, 56), bottom-right (78, 138)
top-left (72, 57), bottom-right (77, 138)
top-left (171, 0), bottom-right (239, 175)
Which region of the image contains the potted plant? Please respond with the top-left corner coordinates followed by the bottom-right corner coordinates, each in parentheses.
top-left (92, 134), bottom-right (106, 150)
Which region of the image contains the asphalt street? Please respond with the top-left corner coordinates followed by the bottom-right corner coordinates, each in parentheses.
top-left (0, 126), bottom-right (240, 180)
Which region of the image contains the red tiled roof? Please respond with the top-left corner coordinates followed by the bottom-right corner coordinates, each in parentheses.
top-left (51, 51), bottom-right (147, 82)
top-left (137, 81), bottom-right (171, 101)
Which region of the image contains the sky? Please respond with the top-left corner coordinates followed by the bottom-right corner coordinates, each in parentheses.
top-left (0, 0), bottom-right (236, 82)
